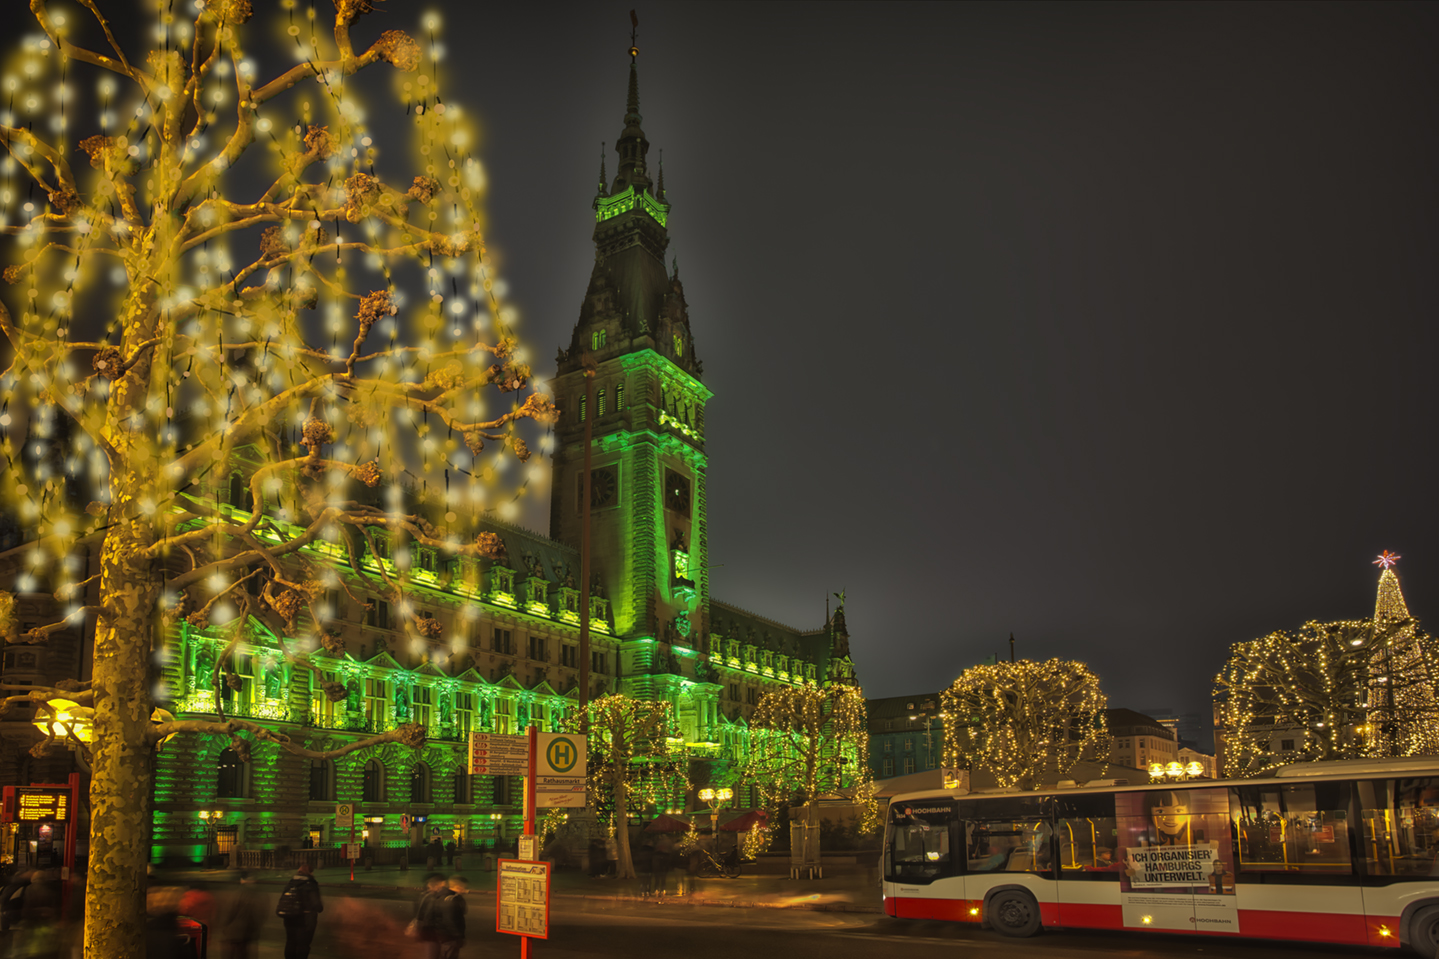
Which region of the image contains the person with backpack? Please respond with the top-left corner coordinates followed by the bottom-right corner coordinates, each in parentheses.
top-left (275, 862), bottom-right (323, 959)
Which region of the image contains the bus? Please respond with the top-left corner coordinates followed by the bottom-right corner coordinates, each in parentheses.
top-left (882, 757), bottom-right (1439, 957)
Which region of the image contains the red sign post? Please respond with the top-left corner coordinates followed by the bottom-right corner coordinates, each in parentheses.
top-left (494, 725), bottom-right (545, 958)
top-left (2, 776), bottom-right (79, 922)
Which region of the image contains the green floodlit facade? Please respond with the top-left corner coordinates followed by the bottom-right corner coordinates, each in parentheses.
top-left (151, 53), bottom-right (857, 862)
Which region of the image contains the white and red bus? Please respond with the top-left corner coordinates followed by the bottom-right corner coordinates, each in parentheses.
top-left (882, 757), bottom-right (1439, 956)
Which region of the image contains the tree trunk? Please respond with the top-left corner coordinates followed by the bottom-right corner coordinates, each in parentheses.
top-left (82, 521), bottom-right (160, 959)
top-left (613, 740), bottom-right (635, 879)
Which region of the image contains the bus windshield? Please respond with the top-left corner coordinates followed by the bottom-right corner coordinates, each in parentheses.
top-left (886, 801), bottom-right (953, 882)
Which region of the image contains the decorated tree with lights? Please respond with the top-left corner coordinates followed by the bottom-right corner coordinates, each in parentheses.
top-left (941, 658), bottom-right (1111, 791)
top-left (741, 684), bottom-right (875, 834)
top-left (0, 1), bottom-right (555, 954)
top-left (564, 693), bottom-right (688, 880)
top-left (1214, 553), bottom-right (1439, 777)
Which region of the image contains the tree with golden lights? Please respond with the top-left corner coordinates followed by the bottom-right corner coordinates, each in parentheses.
top-left (742, 684), bottom-right (874, 834)
top-left (0, 1), bottom-right (555, 954)
top-left (1213, 616), bottom-right (1439, 777)
top-left (564, 694), bottom-right (688, 879)
top-left (941, 659), bottom-right (1111, 791)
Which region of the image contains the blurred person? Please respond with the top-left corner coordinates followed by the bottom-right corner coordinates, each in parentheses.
top-left (215, 870), bottom-right (266, 959)
top-left (275, 861), bottom-right (323, 959)
top-left (438, 876), bottom-right (468, 959)
top-left (652, 833), bottom-right (674, 898)
top-left (330, 896), bottom-right (406, 957)
top-left (145, 886), bottom-right (191, 959)
top-left (179, 882), bottom-right (216, 930)
top-left (445, 840), bottom-right (457, 867)
top-left (1, 868), bottom-right (31, 934)
top-left (410, 873), bottom-right (452, 958)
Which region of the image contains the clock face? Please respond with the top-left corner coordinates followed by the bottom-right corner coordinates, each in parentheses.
top-left (578, 466), bottom-right (619, 510)
top-left (664, 469), bottom-right (691, 516)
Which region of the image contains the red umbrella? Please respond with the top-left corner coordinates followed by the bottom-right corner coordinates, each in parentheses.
top-left (719, 810), bottom-right (769, 832)
top-left (644, 814), bottom-right (692, 833)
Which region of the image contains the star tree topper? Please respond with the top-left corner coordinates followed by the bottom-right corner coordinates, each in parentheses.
top-left (1375, 550), bottom-right (1402, 569)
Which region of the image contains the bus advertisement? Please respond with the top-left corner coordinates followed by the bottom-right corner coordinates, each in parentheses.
top-left (881, 758), bottom-right (1439, 957)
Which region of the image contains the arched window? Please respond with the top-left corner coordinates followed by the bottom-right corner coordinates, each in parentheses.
top-left (362, 760), bottom-right (386, 803)
top-left (309, 758), bottom-right (335, 802)
top-left (454, 770), bottom-right (472, 805)
top-left (217, 748), bottom-right (247, 799)
top-left (410, 762), bottom-right (432, 804)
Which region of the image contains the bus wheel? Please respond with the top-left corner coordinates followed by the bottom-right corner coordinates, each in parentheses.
top-left (988, 890), bottom-right (1041, 938)
top-left (1410, 905), bottom-right (1439, 959)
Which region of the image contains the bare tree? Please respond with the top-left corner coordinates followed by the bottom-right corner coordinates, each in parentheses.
top-left (0, 2), bottom-right (554, 954)
top-left (1213, 617), bottom-right (1439, 777)
top-left (941, 659), bottom-right (1111, 791)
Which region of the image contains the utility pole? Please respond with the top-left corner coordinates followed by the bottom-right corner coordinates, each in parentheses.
top-left (578, 367), bottom-right (595, 719)
top-left (1009, 633), bottom-right (1015, 663)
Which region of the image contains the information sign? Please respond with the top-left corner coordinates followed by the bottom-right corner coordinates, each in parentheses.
top-left (335, 802), bottom-right (353, 826)
top-left (518, 835), bottom-right (539, 862)
top-left (343, 843), bottom-right (362, 860)
top-left (1, 787), bottom-right (71, 824)
top-left (496, 859), bottom-right (550, 939)
top-left (535, 733), bottom-right (587, 808)
top-left (469, 733), bottom-right (530, 776)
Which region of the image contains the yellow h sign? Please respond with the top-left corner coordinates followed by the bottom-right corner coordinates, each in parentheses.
top-left (546, 736), bottom-right (578, 773)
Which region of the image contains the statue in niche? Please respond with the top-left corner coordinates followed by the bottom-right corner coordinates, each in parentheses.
top-left (439, 693), bottom-right (453, 728)
top-left (394, 684), bottom-right (410, 720)
top-left (194, 641), bottom-right (215, 690)
top-left (670, 528), bottom-right (687, 552)
top-left (524, 553), bottom-right (543, 578)
top-left (479, 697), bottom-right (492, 727)
top-left (346, 680), bottom-right (361, 712)
top-left (264, 664), bottom-right (283, 700)
top-left (673, 612), bottom-right (692, 643)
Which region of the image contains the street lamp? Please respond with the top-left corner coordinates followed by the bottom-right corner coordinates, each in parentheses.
top-left (908, 709), bottom-right (947, 772)
top-left (1149, 761), bottom-right (1207, 782)
top-left (697, 787), bottom-right (734, 848)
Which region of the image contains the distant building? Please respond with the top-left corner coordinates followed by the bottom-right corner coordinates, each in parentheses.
top-left (1137, 708), bottom-right (1211, 753)
top-left (1107, 708), bottom-right (1178, 772)
top-left (1179, 745), bottom-right (1217, 779)
top-left (866, 693), bottom-right (944, 780)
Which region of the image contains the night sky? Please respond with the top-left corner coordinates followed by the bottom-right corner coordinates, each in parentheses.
top-left (442, 1), bottom-right (1439, 734)
top-left (27, 1), bottom-right (1439, 739)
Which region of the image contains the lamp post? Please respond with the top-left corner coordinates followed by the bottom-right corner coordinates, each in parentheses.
top-left (1149, 761), bottom-right (1207, 783)
top-left (908, 709), bottom-right (947, 773)
top-left (697, 787), bottom-right (733, 850)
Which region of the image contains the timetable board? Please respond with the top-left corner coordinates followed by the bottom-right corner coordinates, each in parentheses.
top-left (496, 859), bottom-right (550, 939)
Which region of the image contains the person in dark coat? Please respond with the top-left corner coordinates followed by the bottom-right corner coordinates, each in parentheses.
top-left (444, 840), bottom-right (457, 866)
top-left (414, 874), bottom-right (452, 959)
top-left (439, 875), bottom-right (468, 959)
top-left (278, 862), bottom-right (323, 959)
top-left (215, 871), bottom-right (266, 959)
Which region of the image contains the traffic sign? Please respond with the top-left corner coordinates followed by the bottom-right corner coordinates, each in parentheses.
top-left (334, 802), bottom-right (353, 825)
top-left (535, 733), bottom-right (586, 808)
top-left (400, 814), bottom-right (411, 831)
top-left (469, 732), bottom-right (530, 776)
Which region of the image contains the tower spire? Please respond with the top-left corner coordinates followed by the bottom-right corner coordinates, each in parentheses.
top-left (612, 11), bottom-right (652, 195)
top-left (597, 142), bottom-right (607, 196)
top-left (657, 149), bottom-right (665, 201)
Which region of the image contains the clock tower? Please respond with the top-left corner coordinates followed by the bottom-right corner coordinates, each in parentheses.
top-left (550, 47), bottom-right (711, 659)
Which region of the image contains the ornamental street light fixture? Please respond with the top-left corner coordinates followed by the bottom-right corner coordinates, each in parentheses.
top-left (1149, 760), bottom-right (1207, 782)
top-left (697, 786), bottom-right (734, 847)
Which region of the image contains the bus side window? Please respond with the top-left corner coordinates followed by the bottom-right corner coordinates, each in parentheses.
top-left (966, 819), bottom-right (1054, 877)
top-left (1055, 793), bottom-right (1120, 881)
top-left (1232, 781), bottom-right (1353, 876)
top-left (1357, 778), bottom-right (1439, 877)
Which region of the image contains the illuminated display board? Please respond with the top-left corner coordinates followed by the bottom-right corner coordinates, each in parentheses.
top-left (1, 787), bottom-right (71, 823)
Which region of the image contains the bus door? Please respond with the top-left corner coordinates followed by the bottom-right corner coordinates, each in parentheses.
top-left (1355, 778), bottom-right (1439, 947)
top-left (1115, 786), bottom-right (1239, 935)
top-left (1230, 782), bottom-right (1363, 944)
top-left (883, 800), bottom-right (962, 919)
top-left (959, 796), bottom-right (1058, 925)
top-left (1055, 793), bottom-right (1122, 928)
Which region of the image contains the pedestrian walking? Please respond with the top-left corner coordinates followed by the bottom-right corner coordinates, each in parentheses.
top-left (275, 862), bottom-right (323, 959)
top-left (409, 873), bottom-right (452, 959)
top-left (445, 839), bottom-right (457, 866)
top-left (215, 870), bottom-right (265, 959)
top-left (438, 876), bottom-right (468, 959)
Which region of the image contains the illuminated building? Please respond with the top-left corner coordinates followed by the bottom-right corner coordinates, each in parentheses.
top-left (148, 47), bottom-right (857, 862)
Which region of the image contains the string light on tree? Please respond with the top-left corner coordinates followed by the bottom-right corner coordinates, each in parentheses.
top-left (941, 658), bottom-right (1111, 791)
top-left (0, 2), bottom-right (555, 953)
